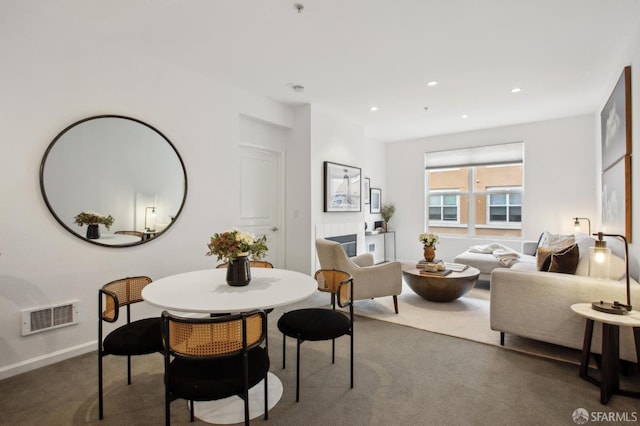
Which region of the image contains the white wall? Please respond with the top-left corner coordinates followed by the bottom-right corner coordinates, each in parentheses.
top-left (362, 135), bottom-right (389, 231)
top-left (0, 7), bottom-right (304, 378)
top-left (385, 115), bottom-right (598, 263)
top-left (285, 106), bottom-right (313, 273)
top-left (309, 105), bottom-right (367, 263)
top-left (600, 20), bottom-right (640, 278)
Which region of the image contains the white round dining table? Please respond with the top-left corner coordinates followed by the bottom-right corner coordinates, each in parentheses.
top-left (142, 267), bottom-right (317, 425)
top-left (142, 267), bottom-right (317, 314)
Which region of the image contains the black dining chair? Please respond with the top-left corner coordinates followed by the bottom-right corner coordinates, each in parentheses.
top-left (162, 309), bottom-right (270, 426)
top-left (98, 276), bottom-right (163, 419)
top-left (277, 269), bottom-right (354, 401)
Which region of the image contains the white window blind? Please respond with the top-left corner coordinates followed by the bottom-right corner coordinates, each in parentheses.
top-left (425, 142), bottom-right (523, 170)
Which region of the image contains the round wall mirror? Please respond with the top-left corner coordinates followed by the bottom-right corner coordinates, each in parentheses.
top-left (40, 115), bottom-right (187, 247)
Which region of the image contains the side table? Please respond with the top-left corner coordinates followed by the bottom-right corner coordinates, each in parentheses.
top-left (571, 303), bottom-right (640, 404)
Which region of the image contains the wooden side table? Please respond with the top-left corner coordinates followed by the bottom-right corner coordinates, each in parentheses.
top-left (571, 303), bottom-right (640, 404)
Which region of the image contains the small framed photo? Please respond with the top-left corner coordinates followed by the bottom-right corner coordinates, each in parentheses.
top-left (370, 188), bottom-right (381, 213)
top-left (363, 177), bottom-right (371, 204)
top-left (323, 161), bottom-right (362, 212)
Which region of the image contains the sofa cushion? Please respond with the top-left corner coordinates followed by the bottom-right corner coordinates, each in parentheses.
top-left (537, 231), bottom-right (575, 251)
top-left (536, 247), bottom-right (554, 270)
top-left (547, 244), bottom-right (579, 274)
top-left (609, 255), bottom-right (626, 280)
top-left (574, 233), bottom-right (595, 276)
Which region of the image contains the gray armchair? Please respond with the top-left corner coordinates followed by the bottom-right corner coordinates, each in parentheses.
top-left (316, 238), bottom-right (402, 313)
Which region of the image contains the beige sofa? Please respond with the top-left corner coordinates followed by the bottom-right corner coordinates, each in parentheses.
top-left (454, 241), bottom-right (537, 282)
top-left (490, 240), bottom-right (640, 362)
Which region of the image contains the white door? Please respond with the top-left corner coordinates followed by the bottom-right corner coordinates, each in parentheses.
top-left (238, 146), bottom-right (284, 267)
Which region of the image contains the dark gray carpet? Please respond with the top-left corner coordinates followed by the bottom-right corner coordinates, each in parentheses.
top-left (1, 298), bottom-right (639, 425)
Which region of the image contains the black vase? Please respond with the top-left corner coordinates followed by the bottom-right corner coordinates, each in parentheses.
top-left (86, 224), bottom-right (100, 239)
top-left (226, 256), bottom-right (251, 286)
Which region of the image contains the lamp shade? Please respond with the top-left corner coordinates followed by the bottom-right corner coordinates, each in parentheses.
top-left (588, 244), bottom-right (610, 279)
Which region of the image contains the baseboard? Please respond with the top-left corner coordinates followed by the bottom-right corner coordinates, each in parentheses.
top-left (0, 341), bottom-right (97, 380)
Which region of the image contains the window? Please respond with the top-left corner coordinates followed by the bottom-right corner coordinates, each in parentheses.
top-left (428, 192), bottom-right (459, 223)
top-left (425, 143), bottom-right (523, 237)
top-left (487, 188), bottom-right (521, 224)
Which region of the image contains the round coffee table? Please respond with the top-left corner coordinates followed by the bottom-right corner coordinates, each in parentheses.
top-left (402, 264), bottom-right (480, 302)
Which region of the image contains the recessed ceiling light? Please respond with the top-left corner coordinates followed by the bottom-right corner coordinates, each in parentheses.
top-left (370, 106), bottom-right (378, 112)
top-left (461, 114), bottom-right (469, 119)
top-left (511, 88), bottom-right (522, 93)
top-left (426, 81), bottom-right (438, 87)
top-left (423, 107), bottom-right (429, 112)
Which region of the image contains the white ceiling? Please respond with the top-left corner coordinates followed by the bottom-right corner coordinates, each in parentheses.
top-left (8, 0), bottom-right (640, 142)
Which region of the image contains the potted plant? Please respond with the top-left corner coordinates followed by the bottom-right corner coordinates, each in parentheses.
top-left (380, 202), bottom-right (396, 232)
top-left (206, 229), bottom-right (268, 286)
top-left (418, 232), bottom-right (439, 262)
top-left (74, 211), bottom-right (114, 239)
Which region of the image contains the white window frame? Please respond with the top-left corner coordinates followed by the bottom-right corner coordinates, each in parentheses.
top-left (427, 190), bottom-right (460, 225)
top-left (485, 187), bottom-right (522, 226)
top-left (424, 142), bottom-right (524, 236)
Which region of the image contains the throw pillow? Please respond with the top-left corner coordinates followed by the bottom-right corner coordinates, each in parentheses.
top-left (537, 247), bottom-right (555, 271)
top-left (574, 233), bottom-right (596, 276)
top-left (548, 244), bottom-right (579, 274)
top-left (608, 255), bottom-right (626, 281)
top-left (538, 231), bottom-right (576, 251)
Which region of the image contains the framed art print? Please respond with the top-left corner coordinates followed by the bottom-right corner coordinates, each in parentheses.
top-left (370, 188), bottom-right (381, 213)
top-left (601, 155), bottom-right (631, 240)
top-left (600, 66), bottom-right (632, 241)
top-left (601, 66), bottom-right (631, 171)
top-left (364, 177), bottom-right (371, 204)
top-left (323, 161), bottom-right (361, 212)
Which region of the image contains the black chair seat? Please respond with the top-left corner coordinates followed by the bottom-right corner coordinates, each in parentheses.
top-left (278, 270), bottom-right (354, 402)
top-left (168, 347), bottom-right (269, 401)
top-left (103, 317), bottom-right (163, 356)
top-left (278, 308), bottom-right (350, 341)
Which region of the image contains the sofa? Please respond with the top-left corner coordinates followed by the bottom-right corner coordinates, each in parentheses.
top-left (490, 234), bottom-right (640, 362)
top-left (454, 241), bottom-right (537, 282)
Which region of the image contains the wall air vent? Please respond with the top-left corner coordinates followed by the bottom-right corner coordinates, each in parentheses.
top-left (21, 301), bottom-right (80, 336)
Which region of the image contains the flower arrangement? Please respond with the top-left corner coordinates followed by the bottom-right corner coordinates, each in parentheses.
top-left (74, 211), bottom-right (114, 230)
top-left (206, 228), bottom-right (268, 263)
top-left (418, 233), bottom-right (438, 247)
top-left (380, 202), bottom-right (396, 224)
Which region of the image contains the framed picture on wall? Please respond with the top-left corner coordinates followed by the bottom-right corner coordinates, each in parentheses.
top-left (601, 155), bottom-right (631, 240)
top-left (600, 65), bottom-right (632, 242)
top-left (370, 188), bottom-right (381, 213)
top-left (323, 161), bottom-right (361, 212)
top-left (601, 66), bottom-right (631, 170)
top-left (363, 177), bottom-right (371, 204)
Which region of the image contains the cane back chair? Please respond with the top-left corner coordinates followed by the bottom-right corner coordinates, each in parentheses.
top-left (98, 276), bottom-right (163, 419)
top-left (162, 310), bottom-right (270, 426)
top-left (277, 269), bottom-right (354, 401)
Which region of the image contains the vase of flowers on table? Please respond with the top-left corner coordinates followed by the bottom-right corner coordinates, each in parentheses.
top-left (380, 202), bottom-right (395, 232)
top-left (206, 229), bottom-right (268, 286)
top-left (419, 232), bottom-right (438, 262)
top-left (74, 211), bottom-right (115, 239)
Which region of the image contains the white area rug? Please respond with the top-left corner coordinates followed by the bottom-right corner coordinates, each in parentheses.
top-left (353, 282), bottom-right (585, 366)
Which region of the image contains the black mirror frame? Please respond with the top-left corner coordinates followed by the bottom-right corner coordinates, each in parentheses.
top-left (39, 114), bottom-right (188, 248)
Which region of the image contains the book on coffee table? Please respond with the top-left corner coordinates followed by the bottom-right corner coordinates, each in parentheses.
top-left (416, 258), bottom-right (442, 267)
top-left (444, 262), bottom-right (469, 272)
top-left (418, 269), bottom-right (452, 277)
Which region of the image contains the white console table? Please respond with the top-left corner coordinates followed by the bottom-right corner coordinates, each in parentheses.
top-left (364, 231), bottom-right (396, 264)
